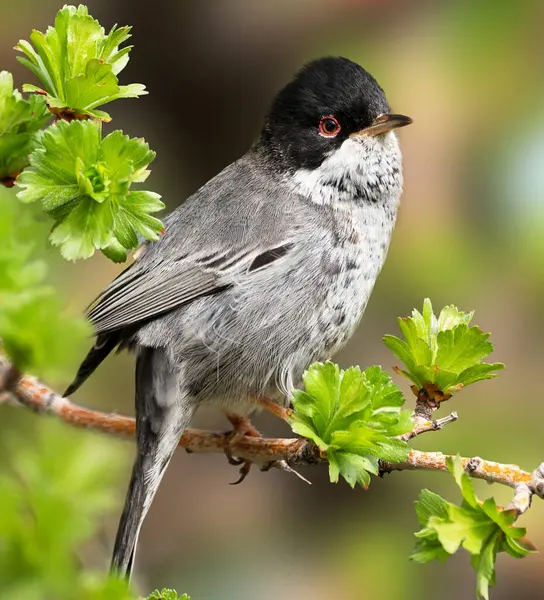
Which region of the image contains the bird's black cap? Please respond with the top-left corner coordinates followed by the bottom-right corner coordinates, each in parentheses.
top-left (260, 57), bottom-right (398, 171)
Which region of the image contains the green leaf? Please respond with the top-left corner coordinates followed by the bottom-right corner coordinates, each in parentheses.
top-left (17, 119), bottom-right (100, 208)
top-left (414, 489), bottom-right (449, 526)
top-left (49, 196), bottom-right (113, 260)
top-left (384, 299), bottom-right (503, 400)
top-left (15, 5), bottom-right (146, 121)
top-left (289, 362), bottom-right (410, 488)
top-left (411, 457), bottom-right (536, 599)
top-left (145, 590), bottom-right (190, 600)
top-left (16, 119), bottom-right (163, 261)
top-left (0, 419), bottom-right (131, 598)
top-left (471, 533), bottom-right (499, 600)
top-left (0, 189), bottom-right (90, 378)
top-left (0, 71), bottom-right (50, 180)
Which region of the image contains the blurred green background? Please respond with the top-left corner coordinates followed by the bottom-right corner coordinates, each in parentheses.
top-left (1, 0), bottom-right (544, 598)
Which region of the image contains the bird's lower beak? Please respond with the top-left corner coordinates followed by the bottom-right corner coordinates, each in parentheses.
top-left (350, 113), bottom-right (413, 138)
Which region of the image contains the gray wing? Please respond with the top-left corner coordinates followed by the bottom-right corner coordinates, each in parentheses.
top-left (87, 261), bottom-right (227, 335)
top-left (86, 154), bottom-right (308, 336)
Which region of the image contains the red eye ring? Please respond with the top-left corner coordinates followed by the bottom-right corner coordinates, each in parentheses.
top-left (319, 115), bottom-right (341, 137)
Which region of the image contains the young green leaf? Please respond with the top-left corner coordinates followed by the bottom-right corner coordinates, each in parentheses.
top-left (289, 362), bottom-right (412, 488)
top-left (383, 299), bottom-right (503, 401)
top-left (411, 456), bottom-right (536, 600)
top-left (0, 189), bottom-right (89, 379)
top-left (0, 421), bottom-right (131, 599)
top-left (17, 119), bottom-right (163, 261)
top-left (15, 5), bottom-right (146, 121)
top-left (0, 71), bottom-right (50, 183)
top-left (145, 590), bottom-right (190, 600)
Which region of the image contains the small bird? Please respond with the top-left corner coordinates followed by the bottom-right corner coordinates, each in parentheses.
top-left (65, 56), bottom-right (411, 579)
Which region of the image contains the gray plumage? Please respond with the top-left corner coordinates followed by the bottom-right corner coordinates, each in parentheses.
top-left (65, 56), bottom-right (410, 580)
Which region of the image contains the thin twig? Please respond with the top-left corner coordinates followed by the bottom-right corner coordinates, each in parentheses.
top-left (0, 354), bottom-right (540, 495)
top-left (381, 451), bottom-right (531, 488)
top-left (399, 412), bottom-right (459, 441)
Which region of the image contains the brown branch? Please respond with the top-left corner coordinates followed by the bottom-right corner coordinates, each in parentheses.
top-left (1, 354), bottom-right (543, 499)
top-left (399, 411), bottom-right (458, 441)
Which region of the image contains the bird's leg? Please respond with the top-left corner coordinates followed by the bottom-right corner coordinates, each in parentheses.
top-left (253, 396), bottom-right (293, 421)
top-left (223, 398), bottom-right (292, 484)
top-left (224, 413), bottom-right (262, 484)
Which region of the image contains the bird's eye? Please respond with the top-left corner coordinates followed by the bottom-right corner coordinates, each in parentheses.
top-left (318, 116), bottom-right (341, 137)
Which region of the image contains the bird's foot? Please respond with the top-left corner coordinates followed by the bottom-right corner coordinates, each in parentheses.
top-left (224, 413), bottom-right (261, 485)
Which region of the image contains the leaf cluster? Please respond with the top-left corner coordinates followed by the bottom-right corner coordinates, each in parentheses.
top-left (290, 363), bottom-right (413, 488)
top-left (145, 590), bottom-right (189, 600)
top-left (412, 457), bottom-right (535, 600)
top-left (15, 4), bottom-right (146, 121)
top-left (0, 189), bottom-right (89, 379)
top-left (383, 298), bottom-right (503, 401)
top-left (17, 120), bottom-right (164, 261)
top-left (0, 421), bottom-right (134, 600)
top-left (0, 71), bottom-right (50, 181)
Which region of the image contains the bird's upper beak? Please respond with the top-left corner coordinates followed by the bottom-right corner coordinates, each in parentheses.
top-left (350, 113), bottom-right (413, 138)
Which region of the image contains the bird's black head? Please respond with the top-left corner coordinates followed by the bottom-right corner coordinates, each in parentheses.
top-left (260, 57), bottom-right (411, 172)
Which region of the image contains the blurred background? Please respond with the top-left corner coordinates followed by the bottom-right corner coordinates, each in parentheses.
top-left (1, 0), bottom-right (544, 598)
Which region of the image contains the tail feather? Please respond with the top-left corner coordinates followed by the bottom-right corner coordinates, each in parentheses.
top-left (64, 332), bottom-right (121, 397)
top-left (110, 346), bottom-right (195, 580)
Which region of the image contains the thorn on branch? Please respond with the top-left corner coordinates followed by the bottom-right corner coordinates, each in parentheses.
top-left (264, 460), bottom-right (312, 485)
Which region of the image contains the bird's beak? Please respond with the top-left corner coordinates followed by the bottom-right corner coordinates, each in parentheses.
top-left (350, 113), bottom-right (413, 138)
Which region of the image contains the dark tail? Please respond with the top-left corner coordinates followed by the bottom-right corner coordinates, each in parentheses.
top-left (110, 347), bottom-right (195, 580)
top-left (63, 332), bottom-right (121, 397)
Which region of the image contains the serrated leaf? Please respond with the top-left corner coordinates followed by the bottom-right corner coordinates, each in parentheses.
top-left (471, 532), bottom-right (499, 600)
top-left (328, 452), bottom-right (374, 488)
top-left (436, 326), bottom-right (493, 372)
top-left (414, 489), bottom-right (449, 526)
top-left (0, 71), bottom-right (50, 179)
top-left (289, 362), bottom-right (408, 488)
top-left (384, 299), bottom-right (503, 399)
top-left (16, 119), bottom-right (162, 261)
top-left (290, 420), bottom-right (328, 452)
top-left (15, 5), bottom-right (146, 120)
top-left (50, 196), bottom-right (114, 260)
top-left (411, 457), bottom-right (536, 600)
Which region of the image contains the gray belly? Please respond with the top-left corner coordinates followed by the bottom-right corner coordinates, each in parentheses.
top-left (137, 216), bottom-right (393, 414)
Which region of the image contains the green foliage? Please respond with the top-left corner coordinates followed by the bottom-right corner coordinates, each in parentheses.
top-left (0, 420), bottom-right (133, 600)
top-left (17, 119), bottom-right (164, 261)
top-left (0, 71), bottom-right (50, 181)
top-left (412, 457), bottom-right (535, 600)
top-left (145, 590), bottom-right (190, 600)
top-left (289, 362), bottom-right (412, 488)
top-left (383, 298), bottom-right (503, 400)
top-left (0, 189), bottom-right (89, 379)
top-left (15, 4), bottom-right (146, 122)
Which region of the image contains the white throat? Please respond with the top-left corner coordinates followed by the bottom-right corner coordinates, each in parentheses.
top-left (290, 131), bottom-right (403, 208)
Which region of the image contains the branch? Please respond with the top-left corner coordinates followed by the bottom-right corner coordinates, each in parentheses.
top-left (1, 354), bottom-right (543, 498)
top-left (398, 411), bottom-right (459, 441)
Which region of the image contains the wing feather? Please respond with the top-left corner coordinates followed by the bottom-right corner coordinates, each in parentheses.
top-left (86, 240), bottom-right (296, 336)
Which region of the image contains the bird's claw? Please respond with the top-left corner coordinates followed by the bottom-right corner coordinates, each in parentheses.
top-left (223, 413), bottom-right (261, 483)
top-left (230, 460), bottom-right (252, 485)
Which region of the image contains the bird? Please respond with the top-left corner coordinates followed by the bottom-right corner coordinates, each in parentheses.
top-left (64, 56), bottom-right (412, 580)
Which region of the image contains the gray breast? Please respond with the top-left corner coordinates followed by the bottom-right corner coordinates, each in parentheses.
top-left (311, 200), bottom-right (397, 363)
